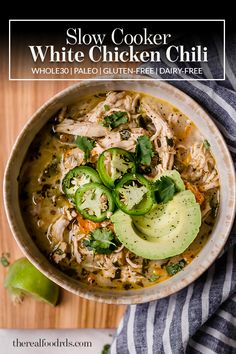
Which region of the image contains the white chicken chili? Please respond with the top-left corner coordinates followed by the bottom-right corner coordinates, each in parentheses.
top-left (19, 90), bottom-right (220, 290)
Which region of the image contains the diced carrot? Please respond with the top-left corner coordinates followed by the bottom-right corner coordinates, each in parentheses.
top-left (90, 149), bottom-right (99, 163)
top-left (107, 223), bottom-right (115, 232)
top-left (91, 150), bottom-right (97, 156)
top-left (76, 214), bottom-right (101, 234)
top-left (183, 153), bottom-right (191, 166)
top-left (154, 267), bottom-right (170, 281)
top-left (185, 182), bottom-right (205, 205)
top-left (157, 268), bottom-right (166, 276)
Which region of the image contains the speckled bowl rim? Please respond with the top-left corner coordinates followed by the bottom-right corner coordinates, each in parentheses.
top-left (3, 78), bottom-right (236, 304)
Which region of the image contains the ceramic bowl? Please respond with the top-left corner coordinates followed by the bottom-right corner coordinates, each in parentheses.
top-left (4, 79), bottom-right (236, 304)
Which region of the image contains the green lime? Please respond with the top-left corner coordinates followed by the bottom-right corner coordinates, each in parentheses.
top-left (4, 258), bottom-right (59, 306)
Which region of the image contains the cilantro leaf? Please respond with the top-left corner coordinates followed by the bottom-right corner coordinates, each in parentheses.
top-left (104, 104), bottom-right (110, 111)
top-left (166, 259), bottom-right (186, 276)
top-left (75, 136), bottom-right (95, 160)
top-left (102, 111), bottom-right (128, 130)
top-left (149, 274), bottom-right (160, 282)
top-left (83, 228), bottom-right (119, 254)
top-left (153, 176), bottom-right (177, 203)
top-left (135, 135), bottom-right (154, 165)
top-left (203, 139), bottom-right (211, 150)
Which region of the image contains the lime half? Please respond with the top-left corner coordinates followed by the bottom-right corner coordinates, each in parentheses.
top-left (4, 258), bottom-right (59, 306)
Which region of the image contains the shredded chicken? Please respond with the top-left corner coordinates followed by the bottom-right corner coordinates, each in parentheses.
top-left (52, 241), bottom-right (67, 263)
top-left (201, 202), bottom-right (212, 220)
top-left (120, 265), bottom-right (144, 283)
top-left (55, 91), bottom-right (141, 139)
top-left (98, 128), bottom-right (148, 151)
top-left (69, 224), bottom-right (84, 264)
top-left (105, 91), bottom-right (139, 114)
top-left (86, 101), bottom-right (108, 123)
top-left (180, 142), bottom-right (219, 191)
top-left (48, 215), bottom-right (70, 244)
top-left (56, 119), bottom-right (107, 137)
top-left (126, 252), bottom-right (142, 269)
top-left (58, 106), bottom-right (67, 122)
top-left (61, 206), bottom-right (77, 221)
top-left (141, 97), bottom-right (175, 174)
top-left (61, 148), bottom-right (84, 174)
top-left (167, 112), bottom-right (180, 127)
top-left (114, 244), bottom-right (125, 253)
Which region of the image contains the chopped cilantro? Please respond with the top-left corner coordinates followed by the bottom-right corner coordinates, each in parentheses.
top-left (83, 228), bottom-right (119, 254)
top-left (166, 259), bottom-right (186, 276)
top-left (203, 139), bottom-right (211, 150)
top-left (104, 104), bottom-right (110, 111)
top-left (75, 136), bottom-right (96, 160)
top-left (149, 274), bottom-right (160, 282)
top-left (135, 135), bottom-right (154, 165)
top-left (153, 176), bottom-right (177, 203)
top-left (102, 111), bottom-right (128, 130)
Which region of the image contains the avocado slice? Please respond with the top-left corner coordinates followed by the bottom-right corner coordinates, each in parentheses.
top-left (111, 190), bottom-right (201, 260)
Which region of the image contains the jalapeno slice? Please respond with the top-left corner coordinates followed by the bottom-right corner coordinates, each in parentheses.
top-left (62, 166), bottom-right (101, 200)
top-left (97, 148), bottom-right (136, 189)
top-left (113, 173), bottom-right (153, 215)
top-left (75, 182), bottom-right (115, 222)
